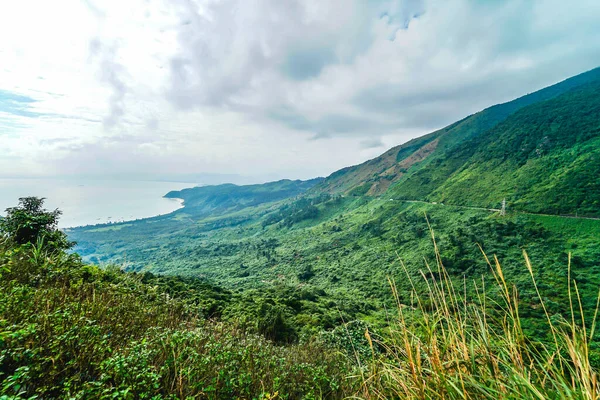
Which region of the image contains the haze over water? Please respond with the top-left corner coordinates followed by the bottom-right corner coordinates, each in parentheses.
top-left (0, 179), bottom-right (196, 228)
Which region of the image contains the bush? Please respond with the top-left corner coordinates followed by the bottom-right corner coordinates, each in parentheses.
top-left (0, 197), bottom-right (73, 252)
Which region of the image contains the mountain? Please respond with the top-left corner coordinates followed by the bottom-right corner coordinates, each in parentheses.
top-left (67, 66), bottom-right (600, 344)
top-left (314, 67), bottom-right (600, 212)
top-left (390, 80), bottom-right (600, 216)
top-left (164, 178), bottom-right (322, 216)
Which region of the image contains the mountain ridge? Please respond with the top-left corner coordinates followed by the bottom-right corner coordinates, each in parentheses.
top-left (313, 66), bottom-right (600, 203)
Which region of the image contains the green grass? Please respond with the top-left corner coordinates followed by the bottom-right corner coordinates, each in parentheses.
top-left (85, 223), bottom-right (133, 232)
top-left (360, 243), bottom-right (600, 399)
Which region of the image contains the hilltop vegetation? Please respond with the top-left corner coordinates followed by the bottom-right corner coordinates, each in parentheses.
top-left (3, 198), bottom-right (600, 399)
top-left (390, 79), bottom-right (600, 216)
top-left (0, 199), bottom-right (353, 398)
top-left (165, 178), bottom-right (322, 217)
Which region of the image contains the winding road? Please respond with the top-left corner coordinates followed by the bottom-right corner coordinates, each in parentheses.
top-left (385, 198), bottom-right (600, 221)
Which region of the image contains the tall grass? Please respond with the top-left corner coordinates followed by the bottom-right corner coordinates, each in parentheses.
top-left (355, 227), bottom-right (600, 399)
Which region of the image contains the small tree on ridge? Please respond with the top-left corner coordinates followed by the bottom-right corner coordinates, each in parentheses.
top-left (0, 197), bottom-right (73, 251)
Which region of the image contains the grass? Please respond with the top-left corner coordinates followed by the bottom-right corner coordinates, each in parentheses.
top-left (85, 223), bottom-right (133, 232)
top-left (529, 214), bottom-right (600, 244)
top-left (355, 227), bottom-right (600, 399)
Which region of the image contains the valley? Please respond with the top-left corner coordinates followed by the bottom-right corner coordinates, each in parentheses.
top-left (69, 67), bottom-right (600, 339)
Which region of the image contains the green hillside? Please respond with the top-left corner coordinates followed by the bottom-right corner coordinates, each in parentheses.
top-left (68, 68), bottom-right (600, 304)
top-left (165, 178), bottom-right (323, 216)
top-left (315, 67), bottom-right (600, 199)
top-left (390, 80), bottom-right (600, 216)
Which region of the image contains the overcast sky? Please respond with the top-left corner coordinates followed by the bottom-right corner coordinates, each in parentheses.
top-left (1, 0), bottom-right (600, 183)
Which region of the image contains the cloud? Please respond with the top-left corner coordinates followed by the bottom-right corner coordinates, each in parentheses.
top-left (359, 138), bottom-right (385, 149)
top-left (161, 0), bottom-right (600, 139)
top-left (89, 39), bottom-right (129, 129)
top-left (1, 0), bottom-right (600, 182)
top-left (281, 46), bottom-right (337, 81)
top-left (163, 0), bottom-right (422, 112)
top-left (269, 107), bottom-right (396, 139)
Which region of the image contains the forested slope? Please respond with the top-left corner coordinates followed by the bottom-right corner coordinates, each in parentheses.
top-left (315, 67), bottom-right (600, 201)
top-left (389, 78), bottom-right (600, 216)
top-left (5, 199), bottom-right (600, 399)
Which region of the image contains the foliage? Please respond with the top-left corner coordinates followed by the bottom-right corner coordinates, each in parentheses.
top-left (357, 244), bottom-right (600, 400)
top-left (0, 197), bottom-right (74, 252)
top-left (390, 79), bottom-right (600, 217)
top-left (164, 178), bottom-right (322, 218)
top-left (5, 222), bottom-right (600, 399)
top-left (0, 237), bottom-right (353, 399)
top-left (68, 196), bottom-right (600, 340)
top-left (4, 198), bottom-right (600, 398)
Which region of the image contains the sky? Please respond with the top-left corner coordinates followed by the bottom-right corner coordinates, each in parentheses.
top-left (1, 0), bottom-right (600, 184)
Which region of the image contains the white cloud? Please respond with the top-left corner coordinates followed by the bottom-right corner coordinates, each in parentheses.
top-left (0, 0), bottom-right (599, 182)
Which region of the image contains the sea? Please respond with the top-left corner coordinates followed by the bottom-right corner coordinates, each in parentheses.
top-left (0, 179), bottom-right (196, 228)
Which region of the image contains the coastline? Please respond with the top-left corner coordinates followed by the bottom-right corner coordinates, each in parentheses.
top-left (0, 179), bottom-right (196, 230)
top-left (63, 196), bottom-right (187, 230)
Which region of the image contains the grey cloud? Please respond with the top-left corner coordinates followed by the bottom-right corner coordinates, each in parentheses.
top-left (267, 108), bottom-right (313, 132)
top-left (89, 39), bottom-right (128, 129)
top-left (10, 0), bottom-right (600, 183)
top-left (269, 107), bottom-right (397, 139)
top-left (164, 0), bottom-right (420, 110)
top-left (316, 114), bottom-right (383, 136)
top-left (146, 118), bottom-right (159, 131)
top-left (282, 46), bottom-right (337, 81)
top-left (353, 53), bottom-right (600, 134)
top-left (165, 0), bottom-right (515, 141)
top-left (165, 0), bottom-right (279, 109)
top-left (351, 79), bottom-right (503, 132)
top-left (359, 137), bottom-right (385, 149)
top-left (81, 0), bottom-right (600, 181)
top-left (162, 0), bottom-right (431, 141)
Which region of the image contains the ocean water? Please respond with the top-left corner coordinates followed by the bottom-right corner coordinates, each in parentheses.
top-left (0, 179), bottom-right (196, 228)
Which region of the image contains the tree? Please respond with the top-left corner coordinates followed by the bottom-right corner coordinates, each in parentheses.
top-left (256, 302), bottom-right (297, 343)
top-left (297, 264), bottom-right (315, 282)
top-left (0, 197), bottom-right (73, 251)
